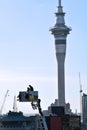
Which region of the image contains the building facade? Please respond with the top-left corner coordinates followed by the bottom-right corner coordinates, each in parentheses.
top-left (45, 106), bottom-right (81, 130)
top-left (0, 111), bottom-right (42, 130)
top-left (82, 93), bottom-right (87, 124)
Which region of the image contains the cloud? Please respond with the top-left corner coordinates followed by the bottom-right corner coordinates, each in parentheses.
top-left (0, 68), bottom-right (56, 82)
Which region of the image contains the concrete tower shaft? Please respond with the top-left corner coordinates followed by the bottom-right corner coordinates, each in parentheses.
top-left (51, 0), bottom-right (71, 106)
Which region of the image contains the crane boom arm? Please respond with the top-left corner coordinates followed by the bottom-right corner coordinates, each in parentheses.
top-left (0, 90), bottom-right (9, 115)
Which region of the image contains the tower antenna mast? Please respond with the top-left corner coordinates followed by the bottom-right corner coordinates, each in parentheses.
top-left (59, 0), bottom-right (61, 6)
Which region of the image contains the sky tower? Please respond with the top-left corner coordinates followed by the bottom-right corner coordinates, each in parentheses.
top-left (51, 0), bottom-right (71, 106)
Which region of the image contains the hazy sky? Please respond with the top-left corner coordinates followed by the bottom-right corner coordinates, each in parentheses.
top-left (0, 0), bottom-right (87, 114)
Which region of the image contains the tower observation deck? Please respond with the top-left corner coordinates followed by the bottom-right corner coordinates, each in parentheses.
top-left (50, 0), bottom-right (71, 107)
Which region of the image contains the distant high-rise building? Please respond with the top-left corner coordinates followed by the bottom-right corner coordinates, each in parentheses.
top-left (82, 93), bottom-right (87, 123)
top-left (50, 0), bottom-right (71, 106)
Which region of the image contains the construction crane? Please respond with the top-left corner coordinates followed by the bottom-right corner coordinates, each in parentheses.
top-left (18, 85), bottom-right (48, 130)
top-left (79, 72), bottom-right (83, 122)
top-left (0, 90), bottom-right (9, 115)
top-left (13, 95), bottom-right (17, 112)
